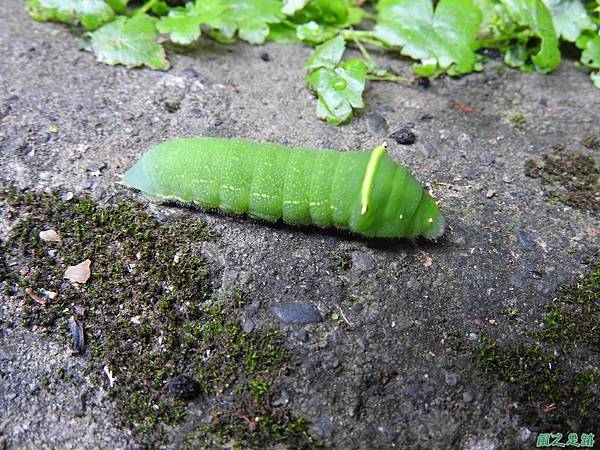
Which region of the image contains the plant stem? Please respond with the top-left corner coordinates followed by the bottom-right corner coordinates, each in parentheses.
top-left (137, 0), bottom-right (159, 15)
top-left (367, 73), bottom-right (411, 83)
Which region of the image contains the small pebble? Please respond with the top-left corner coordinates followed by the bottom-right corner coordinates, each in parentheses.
top-left (272, 303), bottom-right (322, 324)
top-left (485, 189), bottom-right (496, 198)
top-left (502, 174), bottom-right (513, 183)
top-left (444, 372), bottom-right (461, 386)
top-left (86, 160), bottom-right (106, 172)
top-left (291, 329), bottom-right (309, 342)
top-left (389, 124), bottom-right (416, 145)
top-left (311, 417), bottom-right (334, 438)
top-left (519, 428), bottom-right (532, 442)
top-left (169, 375), bottom-right (200, 400)
top-left (417, 77), bottom-right (430, 89)
top-left (350, 251), bottom-right (376, 272)
top-left (81, 180), bottom-right (92, 189)
top-left (462, 167), bottom-right (476, 179)
top-left (515, 228), bottom-right (535, 250)
top-left (182, 68), bottom-right (199, 78)
top-left (260, 52), bottom-right (271, 62)
top-left (242, 318), bottom-right (255, 333)
top-left (480, 152), bottom-right (495, 166)
top-left (61, 192), bottom-right (74, 202)
top-left (190, 107), bottom-right (203, 117)
top-left (366, 113), bottom-right (389, 136)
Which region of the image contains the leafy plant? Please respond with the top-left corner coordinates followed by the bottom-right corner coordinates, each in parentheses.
top-left (26, 0), bottom-right (600, 124)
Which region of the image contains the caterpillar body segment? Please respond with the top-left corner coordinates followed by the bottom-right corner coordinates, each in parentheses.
top-left (122, 137), bottom-right (444, 239)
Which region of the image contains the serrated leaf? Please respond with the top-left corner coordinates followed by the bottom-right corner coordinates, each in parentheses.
top-left (89, 14), bottom-right (169, 70)
top-left (306, 59), bottom-right (367, 125)
top-left (26, 0), bottom-right (115, 30)
top-left (304, 35), bottom-right (345, 70)
top-left (543, 0), bottom-right (595, 42)
top-left (501, 0), bottom-right (560, 72)
top-left (157, 0), bottom-right (226, 45)
top-left (218, 0), bottom-right (283, 44)
top-left (282, 0), bottom-right (309, 15)
top-left (374, 0), bottom-right (482, 75)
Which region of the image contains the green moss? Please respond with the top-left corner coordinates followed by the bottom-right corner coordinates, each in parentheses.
top-left (1, 188), bottom-right (314, 449)
top-left (581, 135), bottom-right (600, 150)
top-left (474, 260), bottom-right (600, 429)
top-left (509, 114), bottom-right (526, 128)
top-left (328, 250), bottom-right (352, 271)
top-left (525, 150), bottom-right (600, 215)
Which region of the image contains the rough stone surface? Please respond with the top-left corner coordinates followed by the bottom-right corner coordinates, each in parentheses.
top-left (272, 303), bottom-right (322, 324)
top-left (1, 2), bottom-right (600, 449)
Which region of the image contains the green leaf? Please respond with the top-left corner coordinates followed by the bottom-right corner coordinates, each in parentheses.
top-left (282, 0), bottom-right (309, 15)
top-left (287, 0), bottom-right (363, 28)
top-left (306, 59), bottom-right (367, 125)
top-left (304, 35), bottom-right (345, 70)
top-left (89, 14), bottom-right (169, 70)
top-left (501, 0), bottom-right (560, 72)
top-left (266, 22), bottom-right (301, 43)
top-left (543, 0), bottom-right (595, 42)
top-left (105, 0), bottom-right (128, 13)
top-left (26, 0), bottom-right (115, 30)
top-left (157, 0), bottom-right (226, 45)
top-left (374, 0), bottom-right (483, 75)
top-left (218, 0), bottom-right (283, 44)
top-left (581, 34), bottom-right (600, 68)
top-left (591, 71), bottom-right (600, 89)
top-left (296, 20), bottom-right (330, 43)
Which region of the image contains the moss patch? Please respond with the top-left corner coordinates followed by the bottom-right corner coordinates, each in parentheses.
top-left (0, 188), bottom-right (314, 449)
top-left (474, 260), bottom-right (600, 429)
top-left (525, 149), bottom-right (600, 215)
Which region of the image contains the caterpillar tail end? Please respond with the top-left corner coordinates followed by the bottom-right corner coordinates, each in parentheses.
top-left (422, 214), bottom-right (445, 240)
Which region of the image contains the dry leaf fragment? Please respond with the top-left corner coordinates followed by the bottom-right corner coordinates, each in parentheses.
top-left (39, 229), bottom-right (61, 242)
top-left (453, 102), bottom-right (475, 113)
top-left (417, 252), bottom-right (433, 267)
top-left (25, 288), bottom-right (47, 307)
top-left (64, 259), bottom-right (92, 283)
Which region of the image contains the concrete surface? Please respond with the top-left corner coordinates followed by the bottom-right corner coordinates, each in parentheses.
top-left (1, 0), bottom-right (599, 449)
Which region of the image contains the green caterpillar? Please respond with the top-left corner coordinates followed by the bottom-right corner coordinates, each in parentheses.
top-left (121, 137), bottom-right (444, 239)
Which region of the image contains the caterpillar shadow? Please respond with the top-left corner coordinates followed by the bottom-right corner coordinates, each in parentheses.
top-left (160, 200), bottom-right (449, 254)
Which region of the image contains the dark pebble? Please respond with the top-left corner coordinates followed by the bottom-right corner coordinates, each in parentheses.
top-left (480, 152), bottom-right (495, 166)
top-left (67, 316), bottom-right (85, 354)
top-left (516, 228), bottom-right (535, 250)
top-left (242, 318), bottom-right (255, 333)
top-left (182, 67), bottom-right (199, 78)
top-left (444, 371), bottom-right (461, 386)
top-left (87, 160), bottom-right (106, 172)
top-left (417, 77), bottom-right (430, 89)
top-left (272, 303), bottom-right (322, 324)
top-left (190, 107), bottom-right (203, 117)
top-left (291, 329), bottom-right (309, 342)
top-left (366, 113), bottom-right (389, 136)
top-left (169, 375), bottom-right (200, 400)
top-left (389, 125), bottom-right (416, 145)
top-left (420, 113), bottom-right (433, 121)
top-left (358, 335), bottom-right (369, 351)
top-left (312, 416), bottom-right (334, 438)
top-left (260, 52), bottom-right (271, 62)
top-left (462, 167), bottom-right (476, 179)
